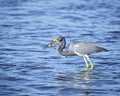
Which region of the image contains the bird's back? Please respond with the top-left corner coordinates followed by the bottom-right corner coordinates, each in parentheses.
top-left (68, 41), bottom-right (108, 55)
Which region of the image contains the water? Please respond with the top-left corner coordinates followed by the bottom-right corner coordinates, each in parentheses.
top-left (0, 0), bottom-right (120, 96)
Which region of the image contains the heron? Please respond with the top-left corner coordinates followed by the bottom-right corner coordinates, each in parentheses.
top-left (43, 36), bottom-right (108, 71)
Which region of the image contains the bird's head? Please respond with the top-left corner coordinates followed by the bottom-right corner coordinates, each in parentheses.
top-left (43, 36), bottom-right (65, 50)
top-left (43, 38), bottom-right (58, 50)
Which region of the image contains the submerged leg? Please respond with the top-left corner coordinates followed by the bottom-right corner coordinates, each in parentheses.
top-left (83, 56), bottom-right (89, 70)
top-left (85, 55), bottom-right (94, 70)
top-left (74, 52), bottom-right (90, 71)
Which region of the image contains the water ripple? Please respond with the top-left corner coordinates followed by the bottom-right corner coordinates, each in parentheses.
top-left (0, 0), bottom-right (120, 96)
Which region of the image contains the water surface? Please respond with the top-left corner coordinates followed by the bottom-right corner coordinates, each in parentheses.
top-left (0, 0), bottom-right (120, 96)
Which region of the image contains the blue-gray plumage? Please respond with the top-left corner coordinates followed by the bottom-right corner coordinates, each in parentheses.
top-left (44, 36), bottom-right (108, 70)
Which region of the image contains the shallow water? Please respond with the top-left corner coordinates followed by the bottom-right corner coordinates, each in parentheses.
top-left (0, 0), bottom-right (120, 96)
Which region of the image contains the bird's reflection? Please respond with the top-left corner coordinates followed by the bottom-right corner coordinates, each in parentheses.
top-left (56, 71), bottom-right (95, 96)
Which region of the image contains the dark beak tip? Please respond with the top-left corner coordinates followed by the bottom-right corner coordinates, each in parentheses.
top-left (43, 46), bottom-right (48, 50)
top-left (42, 45), bottom-right (47, 50)
top-left (43, 44), bottom-right (51, 50)
top-left (43, 47), bottom-right (46, 50)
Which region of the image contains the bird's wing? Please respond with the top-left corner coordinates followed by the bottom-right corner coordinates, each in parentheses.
top-left (69, 41), bottom-right (101, 55)
top-left (68, 41), bottom-right (107, 56)
top-left (73, 44), bottom-right (84, 56)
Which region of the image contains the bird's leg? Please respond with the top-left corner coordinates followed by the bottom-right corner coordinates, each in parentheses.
top-left (85, 55), bottom-right (94, 70)
top-left (83, 56), bottom-right (89, 70)
top-left (74, 52), bottom-right (89, 71)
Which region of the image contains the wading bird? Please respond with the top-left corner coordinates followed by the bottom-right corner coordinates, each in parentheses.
top-left (43, 36), bottom-right (108, 71)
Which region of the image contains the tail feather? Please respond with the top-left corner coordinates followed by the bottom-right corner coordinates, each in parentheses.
top-left (96, 46), bottom-right (109, 52)
top-left (102, 48), bottom-right (109, 52)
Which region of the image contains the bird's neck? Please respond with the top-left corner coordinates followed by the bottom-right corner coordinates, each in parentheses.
top-left (57, 40), bottom-right (70, 57)
top-left (57, 49), bottom-right (69, 57)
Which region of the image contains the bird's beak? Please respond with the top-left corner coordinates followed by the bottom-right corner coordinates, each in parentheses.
top-left (43, 38), bottom-right (58, 50)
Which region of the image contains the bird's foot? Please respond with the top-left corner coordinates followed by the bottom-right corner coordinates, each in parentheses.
top-left (82, 68), bottom-right (89, 72)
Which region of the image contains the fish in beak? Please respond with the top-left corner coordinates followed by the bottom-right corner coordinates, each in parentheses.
top-left (43, 38), bottom-right (58, 50)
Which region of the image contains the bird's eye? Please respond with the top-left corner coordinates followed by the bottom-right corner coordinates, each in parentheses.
top-left (59, 39), bottom-right (63, 42)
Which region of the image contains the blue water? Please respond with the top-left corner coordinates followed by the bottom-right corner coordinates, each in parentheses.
top-left (0, 0), bottom-right (120, 96)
